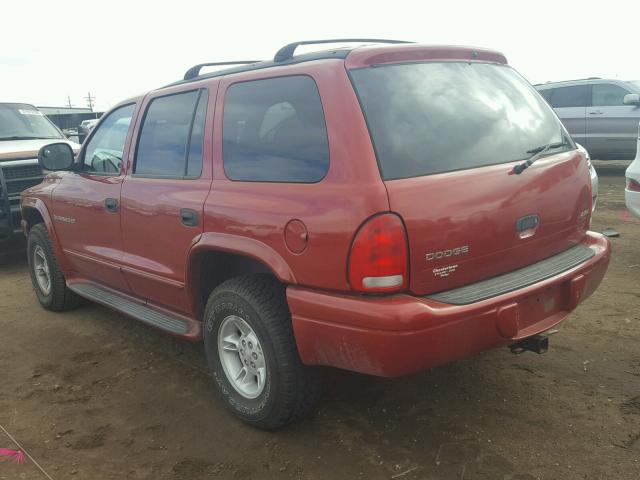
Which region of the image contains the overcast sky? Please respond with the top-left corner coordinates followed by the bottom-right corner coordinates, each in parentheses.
top-left (1, 0), bottom-right (637, 112)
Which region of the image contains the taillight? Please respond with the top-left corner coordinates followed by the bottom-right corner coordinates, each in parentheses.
top-left (627, 178), bottom-right (640, 192)
top-left (348, 213), bottom-right (408, 293)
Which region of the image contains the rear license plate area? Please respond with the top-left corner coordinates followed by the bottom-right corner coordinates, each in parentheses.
top-left (518, 283), bottom-right (568, 329)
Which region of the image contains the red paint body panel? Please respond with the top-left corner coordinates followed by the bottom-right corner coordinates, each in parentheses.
top-left (385, 151), bottom-right (592, 295)
top-left (51, 173), bottom-right (130, 291)
top-left (205, 60), bottom-right (389, 292)
top-left (119, 176), bottom-right (210, 314)
top-left (289, 232), bottom-right (610, 377)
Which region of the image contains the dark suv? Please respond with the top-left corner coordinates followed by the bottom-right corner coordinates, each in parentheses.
top-left (22, 40), bottom-right (611, 428)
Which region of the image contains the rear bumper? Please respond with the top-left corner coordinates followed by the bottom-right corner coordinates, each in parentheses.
top-left (288, 232), bottom-right (611, 377)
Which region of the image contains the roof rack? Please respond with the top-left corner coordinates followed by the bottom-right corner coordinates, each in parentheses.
top-left (534, 77), bottom-right (603, 86)
top-left (273, 38), bottom-right (412, 62)
top-left (184, 61), bottom-right (262, 80)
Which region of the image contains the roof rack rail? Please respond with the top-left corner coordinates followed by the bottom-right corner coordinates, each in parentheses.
top-left (274, 38), bottom-right (412, 63)
top-left (184, 61), bottom-right (262, 80)
top-left (535, 77), bottom-right (603, 86)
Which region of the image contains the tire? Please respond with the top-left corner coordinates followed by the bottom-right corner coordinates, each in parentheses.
top-left (203, 274), bottom-right (323, 429)
top-left (27, 223), bottom-right (81, 311)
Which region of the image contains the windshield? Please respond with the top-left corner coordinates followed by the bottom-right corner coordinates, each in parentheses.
top-left (626, 80), bottom-right (640, 91)
top-left (350, 62), bottom-right (570, 180)
top-left (0, 104), bottom-right (63, 140)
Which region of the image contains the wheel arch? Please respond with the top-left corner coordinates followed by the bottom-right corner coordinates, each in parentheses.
top-left (186, 233), bottom-right (297, 320)
top-left (21, 198), bottom-right (71, 273)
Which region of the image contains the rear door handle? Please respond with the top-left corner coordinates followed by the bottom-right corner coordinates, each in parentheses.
top-left (180, 208), bottom-right (198, 227)
top-left (105, 198), bottom-right (118, 213)
top-left (589, 111), bottom-right (603, 115)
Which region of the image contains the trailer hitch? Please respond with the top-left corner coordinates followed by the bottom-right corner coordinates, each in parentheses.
top-left (509, 334), bottom-right (549, 355)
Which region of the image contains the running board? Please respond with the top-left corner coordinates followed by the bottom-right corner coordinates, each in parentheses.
top-left (69, 283), bottom-right (197, 337)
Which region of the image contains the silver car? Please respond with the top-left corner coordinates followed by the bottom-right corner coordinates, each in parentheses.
top-left (536, 78), bottom-right (640, 159)
top-left (625, 123), bottom-right (640, 218)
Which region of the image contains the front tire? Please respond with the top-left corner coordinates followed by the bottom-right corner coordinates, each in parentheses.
top-left (203, 274), bottom-right (323, 429)
top-left (27, 224), bottom-right (80, 311)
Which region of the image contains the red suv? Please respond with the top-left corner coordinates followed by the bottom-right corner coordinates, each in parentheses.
top-left (21, 40), bottom-right (611, 428)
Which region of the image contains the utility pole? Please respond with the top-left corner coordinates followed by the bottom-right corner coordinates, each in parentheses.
top-left (84, 92), bottom-right (95, 112)
top-left (66, 96), bottom-right (74, 108)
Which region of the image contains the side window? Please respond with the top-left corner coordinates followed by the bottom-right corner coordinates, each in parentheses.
top-left (223, 76), bottom-right (329, 182)
top-left (538, 88), bottom-right (554, 102)
top-left (259, 102), bottom-right (296, 139)
top-left (549, 85), bottom-right (589, 108)
top-left (134, 89), bottom-right (208, 178)
top-left (592, 83), bottom-right (630, 107)
top-left (83, 104), bottom-right (135, 174)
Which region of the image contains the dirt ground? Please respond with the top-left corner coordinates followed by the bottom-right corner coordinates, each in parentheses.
top-left (0, 162), bottom-right (639, 480)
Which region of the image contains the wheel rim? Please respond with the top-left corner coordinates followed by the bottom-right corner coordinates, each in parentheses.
top-left (33, 245), bottom-right (52, 296)
top-left (218, 315), bottom-right (267, 399)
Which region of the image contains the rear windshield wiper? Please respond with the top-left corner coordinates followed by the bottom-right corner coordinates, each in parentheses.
top-left (512, 141), bottom-right (567, 174)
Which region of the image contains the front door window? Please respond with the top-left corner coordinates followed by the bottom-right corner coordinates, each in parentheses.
top-left (82, 104), bottom-right (135, 174)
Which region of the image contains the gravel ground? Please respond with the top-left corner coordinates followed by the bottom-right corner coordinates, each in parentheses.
top-left (0, 162), bottom-right (638, 480)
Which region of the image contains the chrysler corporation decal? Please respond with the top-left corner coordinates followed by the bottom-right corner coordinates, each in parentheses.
top-left (426, 245), bottom-right (469, 278)
top-left (433, 265), bottom-right (459, 278)
top-left (53, 215), bottom-right (76, 224)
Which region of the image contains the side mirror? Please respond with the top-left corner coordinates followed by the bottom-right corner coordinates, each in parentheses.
top-left (37, 143), bottom-right (75, 171)
top-left (623, 93), bottom-right (640, 106)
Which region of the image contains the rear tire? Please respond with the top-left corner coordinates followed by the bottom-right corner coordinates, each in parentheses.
top-left (203, 274), bottom-right (323, 429)
top-left (27, 224), bottom-right (81, 311)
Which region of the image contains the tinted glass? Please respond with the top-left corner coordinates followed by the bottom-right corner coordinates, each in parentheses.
top-left (351, 62), bottom-right (567, 180)
top-left (0, 104), bottom-right (62, 140)
top-left (223, 76), bottom-right (329, 182)
top-left (626, 80), bottom-right (640, 91)
top-left (549, 85), bottom-right (589, 108)
top-left (538, 88), bottom-right (554, 102)
top-left (83, 104), bottom-right (135, 174)
top-left (135, 90), bottom-right (207, 177)
top-left (592, 83), bottom-right (630, 106)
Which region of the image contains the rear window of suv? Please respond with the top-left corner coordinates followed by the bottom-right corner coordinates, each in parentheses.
top-left (223, 75), bottom-right (329, 183)
top-left (350, 62), bottom-right (568, 180)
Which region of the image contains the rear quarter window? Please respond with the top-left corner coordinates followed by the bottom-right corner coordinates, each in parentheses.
top-left (222, 75), bottom-right (329, 183)
top-left (592, 83), bottom-right (631, 107)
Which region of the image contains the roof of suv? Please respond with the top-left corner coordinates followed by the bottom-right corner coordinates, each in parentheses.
top-left (164, 40), bottom-right (507, 90)
top-left (535, 78), bottom-right (636, 90)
